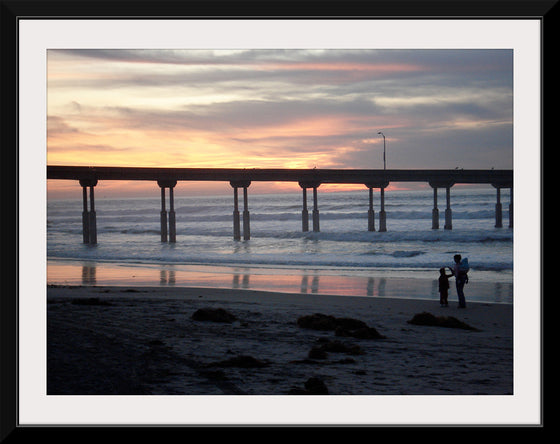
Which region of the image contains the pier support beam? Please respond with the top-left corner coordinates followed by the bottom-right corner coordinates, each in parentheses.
top-left (301, 187), bottom-right (309, 232)
top-left (81, 186), bottom-right (90, 243)
top-left (431, 187), bottom-right (439, 229)
top-left (79, 179), bottom-right (98, 244)
top-left (494, 186), bottom-right (503, 228)
top-left (379, 187), bottom-right (387, 232)
top-left (157, 180), bottom-right (177, 242)
top-left (368, 187), bottom-right (375, 231)
top-left (312, 186), bottom-right (320, 232)
top-left (230, 180), bottom-right (251, 240)
top-left (444, 186), bottom-right (452, 230)
top-left (243, 186), bottom-right (251, 240)
top-left (232, 187), bottom-right (241, 240)
top-left (365, 181), bottom-right (389, 232)
top-left (160, 186), bottom-right (167, 242)
top-left (169, 186), bottom-right (176, 242)
top-left (492, 183), bottom-right (513, 229)
top-left (299, 181), bottom-right (321, 232)
top-left (429, 180), bottom-right (454, 230)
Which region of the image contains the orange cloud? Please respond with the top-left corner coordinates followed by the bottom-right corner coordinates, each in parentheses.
top-left (47, 110), bottom-right (381, 170)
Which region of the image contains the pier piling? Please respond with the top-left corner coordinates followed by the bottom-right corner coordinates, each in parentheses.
top-left (444, 186), bottom-right (452, 230)
top-left (379, 187), bottom-right (387, 232)
top-left (169, 186), bottom-right (176, 242)
top-left (365, 181), bottom-right (389, 232)
top-left (301, 187), bottom-right (309, 232)
top-left (231, 180), bottom-right (251, 240)
top-left (300, 181), bottom-right (321, 232)
top-left (232, 186), bottom-right (241, 240)
top-left (160, 186), bottom-right (167, 242)
top-left (81, 185), bottom-right (90, 243)
top-left (495, 186), bottom-right (503, 228)
top-left (79, 178), bottom-right (97, 244)
top-left (157, 180), bottom-right (177, 242)
top-left (243, 185), bottom-right (250, 240)
top-left (312, 186), bottom-right (320, 232)
top-left (429, 180), bottom-right (454, 230)
top-left (368, 187), bottom-right (375, 231)
top-left (492, 184), bottom-right (513, 229)
top-left (432, 187), bottom-right (439, 229)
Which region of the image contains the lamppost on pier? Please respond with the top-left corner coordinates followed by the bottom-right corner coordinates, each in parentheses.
top-left (377, 131), bottom-right (386, 170)
top-left (376, 131), bottom-right (388, 231)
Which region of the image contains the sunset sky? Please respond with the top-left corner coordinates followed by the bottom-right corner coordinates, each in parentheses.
top-left (47, 49), bottom-right (513, 197)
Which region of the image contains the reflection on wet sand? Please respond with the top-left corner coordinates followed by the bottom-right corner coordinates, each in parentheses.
top-left (366, 277), bottom-right (387, 297)
top-left (53, 261), bottom-right (512, 303)
top-left (160, 268), bottom-right (176, 285)
top-left (299, 275), bottom-right (387, 297)
top-left (81, 265), bottom-right (96, 285)
top-left (300, 275), bottom-right (319, 294)
top-left (232, 273), bottom-right (250, 289)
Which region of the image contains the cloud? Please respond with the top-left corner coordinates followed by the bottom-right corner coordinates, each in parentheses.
top-left (47, 116), bottom-right (80, 135)
top-left (47, 49), bottom-right (513, 173)
top-left (47, 143), bottom-right (132, 153)
top-left (49, 49), bottom-right (510, 92)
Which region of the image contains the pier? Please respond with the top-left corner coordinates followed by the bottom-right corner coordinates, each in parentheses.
top-left (47, 166), bottom-right (513, 244)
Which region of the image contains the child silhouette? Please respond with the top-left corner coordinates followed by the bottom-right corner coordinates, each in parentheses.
top-left (438, 267), bottom-right (453, 307)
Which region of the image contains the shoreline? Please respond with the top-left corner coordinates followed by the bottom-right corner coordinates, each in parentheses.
top-left (47, 258), bottom-right (514, 304)
top-left (47, 283), bottom-right (513, 322)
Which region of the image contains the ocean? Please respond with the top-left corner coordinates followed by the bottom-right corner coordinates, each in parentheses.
top-left (47, 187), bottom-right (513, 304)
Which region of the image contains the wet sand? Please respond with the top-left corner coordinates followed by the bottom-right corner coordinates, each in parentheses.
top-left (46, 259), bottom-right (514, 303)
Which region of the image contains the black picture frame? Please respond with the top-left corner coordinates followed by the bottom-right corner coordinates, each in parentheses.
top-left (2, 0), bottom-right (554, 436)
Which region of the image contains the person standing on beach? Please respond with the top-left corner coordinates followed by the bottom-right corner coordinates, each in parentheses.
top-left (438, 267), bottom-right (453, 307)
top-left (449, 254), bottom-right (468, 308)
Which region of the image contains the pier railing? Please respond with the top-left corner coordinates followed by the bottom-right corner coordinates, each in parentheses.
top-left (47, 166), bottom-right (513, 244)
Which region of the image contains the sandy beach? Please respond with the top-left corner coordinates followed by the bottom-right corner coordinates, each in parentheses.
top-left (47, 284), bottom-right (513, 397)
